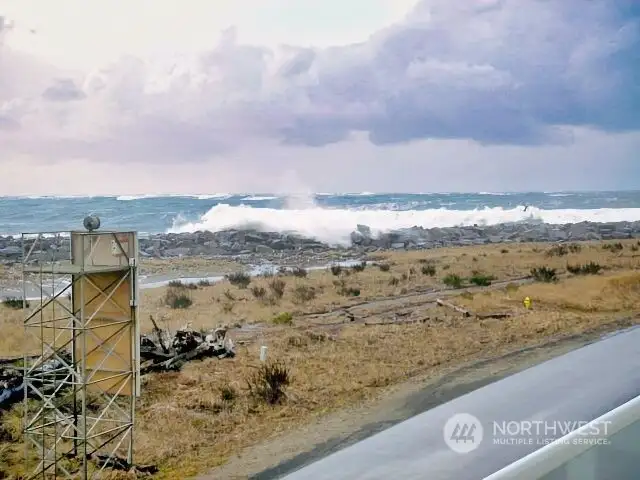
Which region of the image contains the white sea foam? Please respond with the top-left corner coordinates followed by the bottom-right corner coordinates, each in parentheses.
top-left (116, 193), bottom-right (234, 201)
top-left (242, 195), bottom-right (279, 201)
top-left (194, 193), bottom-right (232, 200)
top-left (116, 194), bottom-right (156, 201)
top-left (167, 204), bottom-right (640, 245)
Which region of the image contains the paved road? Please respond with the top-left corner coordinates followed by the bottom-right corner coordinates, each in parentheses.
top-left (279, 326), bottom-right (640, 480)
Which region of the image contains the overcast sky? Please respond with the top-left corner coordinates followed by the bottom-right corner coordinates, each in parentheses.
top-left (1, 0), bottom-right (639, 195)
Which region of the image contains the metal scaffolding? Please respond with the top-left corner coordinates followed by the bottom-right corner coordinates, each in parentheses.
top-left (21, 230), bottom-right (140, 479)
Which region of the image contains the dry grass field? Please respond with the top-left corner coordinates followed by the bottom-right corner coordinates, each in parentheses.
top-left (2, 239), bottom-right (640, 479)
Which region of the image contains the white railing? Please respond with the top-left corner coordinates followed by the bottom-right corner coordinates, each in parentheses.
top-left (484, 394), bottom-right (640, 480)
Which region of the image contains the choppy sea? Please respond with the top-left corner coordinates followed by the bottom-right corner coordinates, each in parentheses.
top-left (1, 191), bottom-right (640, 244)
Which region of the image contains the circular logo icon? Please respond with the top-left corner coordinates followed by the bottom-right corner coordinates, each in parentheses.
top-left (443, 413), bottom-right (484, 453)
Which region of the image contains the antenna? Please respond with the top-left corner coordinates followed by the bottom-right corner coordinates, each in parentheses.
top-left (83, 214), bottom-right (101, 232)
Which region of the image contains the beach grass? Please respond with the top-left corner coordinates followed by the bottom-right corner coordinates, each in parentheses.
top-left (1, 239), bottom-right (640, 478)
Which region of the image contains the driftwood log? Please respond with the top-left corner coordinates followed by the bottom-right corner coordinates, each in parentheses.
top-left (476, 312), bottom-right (512, 319)
top-left (364, 317), bottom-right (429, 326)
top-left (436, 298), bottom-right (471, 317)
top-left (92, 454), bottom-right (158, 475)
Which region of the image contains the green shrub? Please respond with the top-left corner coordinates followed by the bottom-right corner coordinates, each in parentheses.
top-left (163, 288), bottom-right (193, 309)
top-left (530, 266), bottom-right (557, 283)
top-left (566, 262), bottom-right (602, 275)
top-left (2, 297), bottom-right (29, 309)
top-left (469, 273), bottom-right (495, 286)
top-left (272, 312), bottom-right (293, 325)
top-left (330, 265), bottom-right (342, 276)
top-left (442, 274), bottom-right (463, 289)
top-left (168, 279), bottom-right (198, 290)
top-left (226, 272), bottom-right (251, 289)
top-left (378, 263), bottom-right (391, 272)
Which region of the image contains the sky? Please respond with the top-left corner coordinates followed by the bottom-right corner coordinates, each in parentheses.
top-left (0, 0), bottom-right (639, 195)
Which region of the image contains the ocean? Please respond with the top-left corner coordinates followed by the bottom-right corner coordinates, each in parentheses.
top-left (2, 191), bottom-right (640, 244)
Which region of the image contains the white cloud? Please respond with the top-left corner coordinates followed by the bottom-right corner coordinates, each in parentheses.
top-left (0, 0), bottom-right (638, 194)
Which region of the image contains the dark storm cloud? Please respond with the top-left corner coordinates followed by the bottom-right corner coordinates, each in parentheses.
top-left (281, 0), bottom-right (640, 146)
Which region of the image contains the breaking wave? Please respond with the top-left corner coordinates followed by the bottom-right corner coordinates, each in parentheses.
top-left (167, 204), bottom-right (640, 245)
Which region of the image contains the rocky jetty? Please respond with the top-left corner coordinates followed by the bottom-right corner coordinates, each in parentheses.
top-left (1, 220), bottom-right (639, 263)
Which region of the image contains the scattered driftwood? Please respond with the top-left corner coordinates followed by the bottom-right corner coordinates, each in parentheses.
top-left (436, 298), bottom-right (471, 317)
top-left (1, 355), bottom-right (69, 410)
top-left (0, 367), bottom-right (22, 408)
top-left (364, 318), bottom-right (429, 326)
top-left (92, 454), bottom-right (158, 476)
top-left (364, 313), bottom-right (429, 326)
top-left (1, 325), bottom-right (235, 411)
top-left (140, 324), bottom-right (235, 374)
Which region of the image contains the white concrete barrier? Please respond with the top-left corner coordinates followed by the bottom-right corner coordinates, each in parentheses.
top-left (484, 394), bottom-right (640, 479)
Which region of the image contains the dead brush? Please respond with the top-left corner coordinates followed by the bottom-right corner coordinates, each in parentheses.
top-left (329, 265), bottom-right (342, 276)
top-left (219, 384), bottom-right (237, 403)
top-left (268, 278), bottom-right (286, 299)
top-left (291, 285), bottom-right (316, 304)
top-left (350, 261), bottom-right (367, 273)
top-left (290, 267), bottom-right (308, 278)
top-left (333, 278), bottom-right (361, 297)
top-left (602, 242), bottom-right (624, 253)
top-left (250, 285), bottom-right (267, 299)
top-left (246, 361), bottom-right (291, 405)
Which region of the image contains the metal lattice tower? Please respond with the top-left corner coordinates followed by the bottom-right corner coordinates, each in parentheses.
top-left (21, 230), bottom-right (140, 479)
